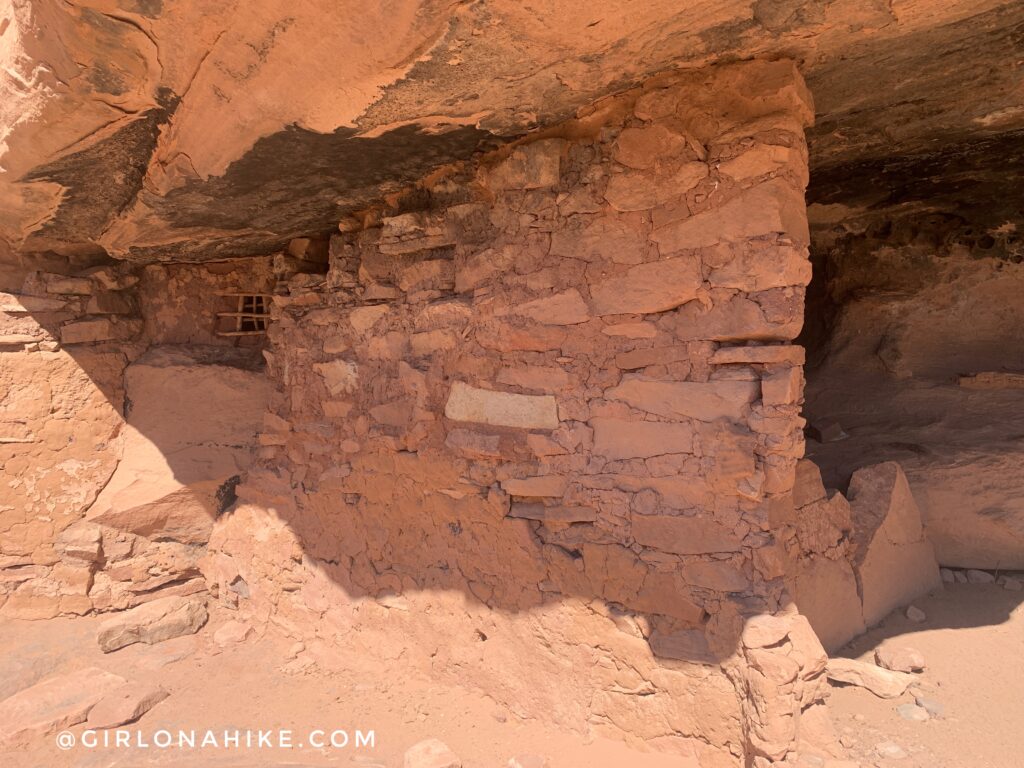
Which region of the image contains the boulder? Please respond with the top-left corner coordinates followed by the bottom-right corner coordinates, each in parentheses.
top-left (874, 645), bottom-right (926, 673)
top-left (0, 667), bottom-right (126, 748)
top-left (847, 462), bottom-right (942, 627)
top-left (96, 596), bottom-right (208, 653)
top-left (87, 347), bottom-right (271, 544)
top-left (825, 658), bottom-right (914, 699)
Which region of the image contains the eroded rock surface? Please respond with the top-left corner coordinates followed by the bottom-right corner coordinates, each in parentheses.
top-left (2, 1), bottom-right (1021, 260)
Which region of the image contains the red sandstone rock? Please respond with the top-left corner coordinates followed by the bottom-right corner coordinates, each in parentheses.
top-left (825, 658), bottom-right (914, 699)
top-left (588, 256), bottom-right (703, 316)
top-left (631, 514), bottom-right (742, 555)
top-left (444, 382), bottom-right (558, 430)
top-left (591, 418), bottom-right (695, 460)
top-left (606, 378), bottom-right (757, 422)
top-left (404, 738), bottom-right (462, 768)
top-left (85, 683), bottom-right (169, 729)
top-left (0, 667), bottom-right (126, 748)
top-left (96, 596), bottom-right (208, 653)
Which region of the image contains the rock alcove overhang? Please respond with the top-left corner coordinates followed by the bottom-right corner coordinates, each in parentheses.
top-left (3, 0), bottom-right (1023, 263)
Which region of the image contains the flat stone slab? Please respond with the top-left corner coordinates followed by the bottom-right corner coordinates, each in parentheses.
top-left (0, 667), bottom-right (126, 748)
top-left (97, 596), bottom-right (208, 653)
top-left (444, 382), bottom-right (558, 430)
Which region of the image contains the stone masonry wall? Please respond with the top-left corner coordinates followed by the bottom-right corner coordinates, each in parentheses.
top-left (0, 256), bottom-right (276, 620)
top-left (207, 61), bottom-right (829, 766)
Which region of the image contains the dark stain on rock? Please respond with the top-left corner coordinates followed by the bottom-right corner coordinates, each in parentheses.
top-left (22, 90), bottom-right (177, 248)
top-left (808, 129), bottom-right (1024, 230)
top-left (123, 123), bottom-right (507, 261)
top-left (119, 0), bottom-right (163, 17)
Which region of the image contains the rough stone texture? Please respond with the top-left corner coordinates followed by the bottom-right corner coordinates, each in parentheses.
top-left (404, 738), bottom-right (462, 768)
top-left (84, 683), bottom-right (169, 729)
top-left (825, 658), bottom-right (914, 699)
top-left (86, 346), bottom-right (270, 544)
top-left (0, 667), bottom-right (126, 748)
top-left (782, 458), bottom-right (942, 652)
top-left (445, 382), bottom-right (559, 430)
top-left (96, 596), bottom-right (208, 653)
top-left (804, 205), bottom-right (1024, 570)
top-left (199, 61), bottom-right (816, 765)
top-left (2, 1), bottom-right (1019, 261)
top-left (847, 462), bottom-right (942, 628)
top-left (874, 645), bottom-right (925, 674)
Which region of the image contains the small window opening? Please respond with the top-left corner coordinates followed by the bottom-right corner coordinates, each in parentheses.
top-left (216, 293), bottom-right (270, 337)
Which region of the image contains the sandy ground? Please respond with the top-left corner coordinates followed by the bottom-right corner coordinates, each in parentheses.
top-left (827, 581), bottom-right (1024, 768)
top-left (0, 609), bottom-right (693, 768)
top-left (2, 581), bottom-right (1020, 767)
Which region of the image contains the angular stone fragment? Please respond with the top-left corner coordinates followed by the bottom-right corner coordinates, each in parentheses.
top-left (496, 365), bottom-right (571, 392)
top-left (55, 522), bottom-right (103, 563)
top-left (649, 629), bottom-right (717, 664)
top-left (605, 378), bottom-right (757, 422)
top-left (718, 143), bottom-right (800, 180)
top-left (651, 178), bottom-right (809, 252)
top-left (614, 346), bottom-right (688, 370)
top-left (673, 293), bottom-right (801, 342)
top-left (550, 216), bottom-right (646, 265)
top-left (445, 428), bottom-right (503, 459)
top-left (397, 259), bottom-right (456, 292)
top-left (85, 683), bottom-right (169, 729)
top-left (444, 382), bottom-right (558, 429)
top-left (680, 560), bottom-right (749, 591)
top-left (60, 319), bottom-right (116, 344)
top-left (711, 345), bottom-right (805, 365)
top-left (707, 243), bottom-right (811, 292)
top-left (508, 504), bottom-right (597, 523)
top-left (0, 292), bottom-right (67, 312)
top-left (487, 140), bottom-right (564, 190)
top-left (96, 596), bottom-right (208, 653)
top-left (315, 359), bottom-right (359, 396)
top-left (0, 667), bottom-right (126, 748)
top-left (507, 289), bottom-right (590, 325)
top-left (761, 367), bottom-right (803, 405)
top-left (589, 256), bottom-right (702, 316)
top-left (791, 555), bottom-right (866, 652)
top-left (601, 321), bottom-right (657, 339)
top-left (614, 125), bottom-right (689, 169)
top-left (404, 737), bottom-right (462, 768)
top-left (825, 658), bottom-right (914, 699)
top-left (349, 305), bottom-right (389, 333)
top-left (792, 459), bottom-right (827, 508)
top-left (848, 462), bottom-right (941, 626)
top-left (591, 418), bottom-right (694, 459)
top-left (501, 476), bottom-right (568, 497)
top-left (741, 614), bottom-right (793, 648)
top-left (604, 163), bottom-right (707, 211)
top-left (874, 645), bottom-right (925, 673)
top-left (631, 514), bottom-right (742, 554)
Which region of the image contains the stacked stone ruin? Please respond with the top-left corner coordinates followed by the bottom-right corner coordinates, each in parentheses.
top-left (0, 59), bottom-right (958, 767)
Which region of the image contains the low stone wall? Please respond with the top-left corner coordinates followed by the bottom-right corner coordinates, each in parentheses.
top-left (206, 60), bottom-right (827, 765)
